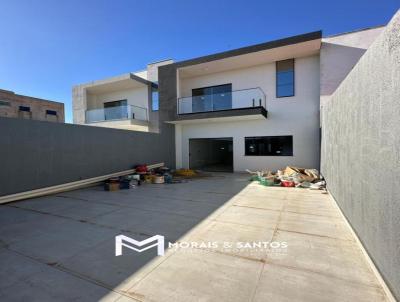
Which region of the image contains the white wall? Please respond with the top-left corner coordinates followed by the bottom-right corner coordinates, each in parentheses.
top-left (87, 86), bottom-right (149, 110)
top-left (320, 27), bottom-right (384, 99)
top-left (176, 55), bottom-right (321, 171)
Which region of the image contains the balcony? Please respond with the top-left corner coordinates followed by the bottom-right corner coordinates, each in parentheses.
top-left (85, 105), bottom-right (148, 123)
top-left (172, 88), bottom-right (267, 123)
top-left (85, 105), bottom-right (149, 131)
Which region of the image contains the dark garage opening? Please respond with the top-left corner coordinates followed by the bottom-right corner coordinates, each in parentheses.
top-left (189, 138), bottom-right (233, 172)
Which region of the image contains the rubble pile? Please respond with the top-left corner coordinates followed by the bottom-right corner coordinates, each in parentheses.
top-left (246, 166), bottom-right (326, 190)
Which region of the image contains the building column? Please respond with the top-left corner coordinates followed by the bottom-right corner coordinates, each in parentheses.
top-left (175, 124), bottom-right (182, 169)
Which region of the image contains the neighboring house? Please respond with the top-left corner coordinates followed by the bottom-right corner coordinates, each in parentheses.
top-left (72, 60), bottom-right (173, 132)
top-left (72, 26), bottom-right (383, 172)
top-left (0, 89), bottom-right (64, 122)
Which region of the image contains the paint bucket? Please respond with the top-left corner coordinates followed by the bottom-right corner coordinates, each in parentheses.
top-left (144, 174), bottom-right (154, 183)
top-left (164, 174), bottom-right (173, 184)
top-left (104, 182), bottom-right (120, 191)
top-left (153, 175), bottom-right (165, 184)
top-left (119, 179), bottom-right (130, 189)
top-left (281, 180), bottom-right (295, 187)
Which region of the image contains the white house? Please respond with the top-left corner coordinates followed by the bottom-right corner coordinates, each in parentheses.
top-left (72, 27), bottom-right (383, 172)
top-left (72, 59), bottom-right (172, 132)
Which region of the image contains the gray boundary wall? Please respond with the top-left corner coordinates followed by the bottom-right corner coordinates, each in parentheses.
top-left (321, 11), bottom-right (400, 299)
top-left (0, 117), bottom-right (175, 196)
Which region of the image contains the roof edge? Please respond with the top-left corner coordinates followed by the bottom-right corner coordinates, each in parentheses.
top-left (129, 73), bottom-right (158, 88)
top-left (172, 30), bottom-right (322, 68)
top-left (324, 25), bottom-right (385, 38)
top-left (0, 89), bottom-right (63, 106)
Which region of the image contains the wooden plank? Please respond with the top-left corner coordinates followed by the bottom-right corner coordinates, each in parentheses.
top-left (0, 162), bottom-right (164, 204)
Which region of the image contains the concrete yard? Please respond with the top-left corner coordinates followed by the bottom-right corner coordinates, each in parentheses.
top-left (0, 173), bottom-right (390, 301)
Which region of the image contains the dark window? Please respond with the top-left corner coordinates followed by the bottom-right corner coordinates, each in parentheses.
top-left (104, 100), bottom-right (127, 108)
top-left (245, 136), bottom-right (293, 156)
top-left (19, 106), bottom-right (30, 112)
top-left (104, 100), bottom-right (127, 120)
top-left (192, 84), bottom-right (232, 112)
top-left (152, 88), bottom-right (159, 111)
top-left (276, 59), bottom-right (294, 98)
top-left (0, 100), bottom-right (10, 107)
top-left (46, 110), bottom-right (57, 115)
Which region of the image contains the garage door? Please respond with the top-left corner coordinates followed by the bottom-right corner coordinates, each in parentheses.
top-left (189, 138), bottom-right (233, 172)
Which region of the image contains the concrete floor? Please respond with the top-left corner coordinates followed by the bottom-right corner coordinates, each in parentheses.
top-left (0, 173), bottom-right (389, 301)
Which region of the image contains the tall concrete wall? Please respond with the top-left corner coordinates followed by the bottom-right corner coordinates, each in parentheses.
top-left (0, 116), bottom-right (175, 196)
top-left (321, 11), bottom-right (400, 300)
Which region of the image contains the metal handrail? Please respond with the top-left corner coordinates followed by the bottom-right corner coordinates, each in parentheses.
top-left (179, 87), bottom-right (266, 100)
top-left (177, 87), bottom-right (266, 115)
top-left (85, 104), bottom-right (148, 123)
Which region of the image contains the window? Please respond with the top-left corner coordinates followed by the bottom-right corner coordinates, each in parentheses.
top-left (19, 106), bottom-right (31, 112)
top-left (152, 88), bottom-right (159, 111)
top-left (245, 136), bottom-right (293, 156)
top-left (46, 110), bottom-right (57, 116)
top-left (276, 59), bottom-right (294, 98)
top-left (104, 100), bottom-right (127, 108)
top-left (192, 84), bottom-right (232, 112)
top-left (0, 100), bottom-right (10, 107)
top-left (18, 105), bottom-right (32, 119)
top-left (103, 100), bottom-right (127, 120)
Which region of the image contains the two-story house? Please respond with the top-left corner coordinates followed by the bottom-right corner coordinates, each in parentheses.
top-left (72, 59), bottom-right (173, 132)
top-left (72, 26), bottom-right (383, 172)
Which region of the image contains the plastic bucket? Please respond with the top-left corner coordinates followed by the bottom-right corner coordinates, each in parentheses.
top-left (259, 177), bottom-right (274, 186)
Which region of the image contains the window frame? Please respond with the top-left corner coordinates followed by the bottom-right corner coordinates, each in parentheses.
top-left (151, 87), bottom-right (159, 111)
top-left (0, 100), bottom-right (11, 107)
top-left (244, 135), bottom-right (293, 156)
top-left (276, 59), bottom-right (295, 98)
top-left (103, 99), bottom-right (127, 108)
top-left (19, 105), bottom-right (31, 112)
top-left (45, 109), bottom-right (57, 116)
top-left (191, 83), bottom-right (232, 113)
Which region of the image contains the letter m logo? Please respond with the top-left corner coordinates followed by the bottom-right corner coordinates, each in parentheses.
top-left (115, 234), bottom-right (165, 256)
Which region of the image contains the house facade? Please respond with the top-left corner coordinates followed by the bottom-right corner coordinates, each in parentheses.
top-left (0, 89), bottom-right (64, 122)
top-left (161, 32), bottom-right (321, 172)
top-left (72, 59), bottom-right (172, 132)
top-left (72, 27), bottom-right (383, 172)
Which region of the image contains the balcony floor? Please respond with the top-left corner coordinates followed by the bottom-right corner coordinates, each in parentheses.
top-left (86, 118), bottom-right (149, 131)
top-left (171, 106), bottom-right (267, 124)
top-left (0, 173), bottom-right (389, 301)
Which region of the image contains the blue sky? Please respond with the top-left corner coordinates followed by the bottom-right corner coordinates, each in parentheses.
top-left (0, 1), bottom-right (398, 123)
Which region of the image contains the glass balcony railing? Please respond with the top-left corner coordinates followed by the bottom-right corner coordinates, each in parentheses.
top-left (85, 105), bottom-right (148, 123)
top-left (177, 87), bottom-right (266, 114)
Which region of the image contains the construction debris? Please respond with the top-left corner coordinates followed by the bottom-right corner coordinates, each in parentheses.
top-left (0, 163), bottom-right (165, 204)
top-left (247, 166), bottom-right (326, 190)
top-left (103, 164), bottom-right (193, 191)
top-left (174, 169), bottom-right (197, 177)
top-left (104, 178), bottom-right (120, 191)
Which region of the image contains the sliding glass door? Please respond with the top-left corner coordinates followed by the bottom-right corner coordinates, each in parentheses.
top-left (192, 84), bottom-right (232, 113)
top-left (104, 100), bottom-right (128, 120)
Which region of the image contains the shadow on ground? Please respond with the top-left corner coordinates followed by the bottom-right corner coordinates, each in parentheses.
top-left (0, 173), bottom-right (250, 301)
